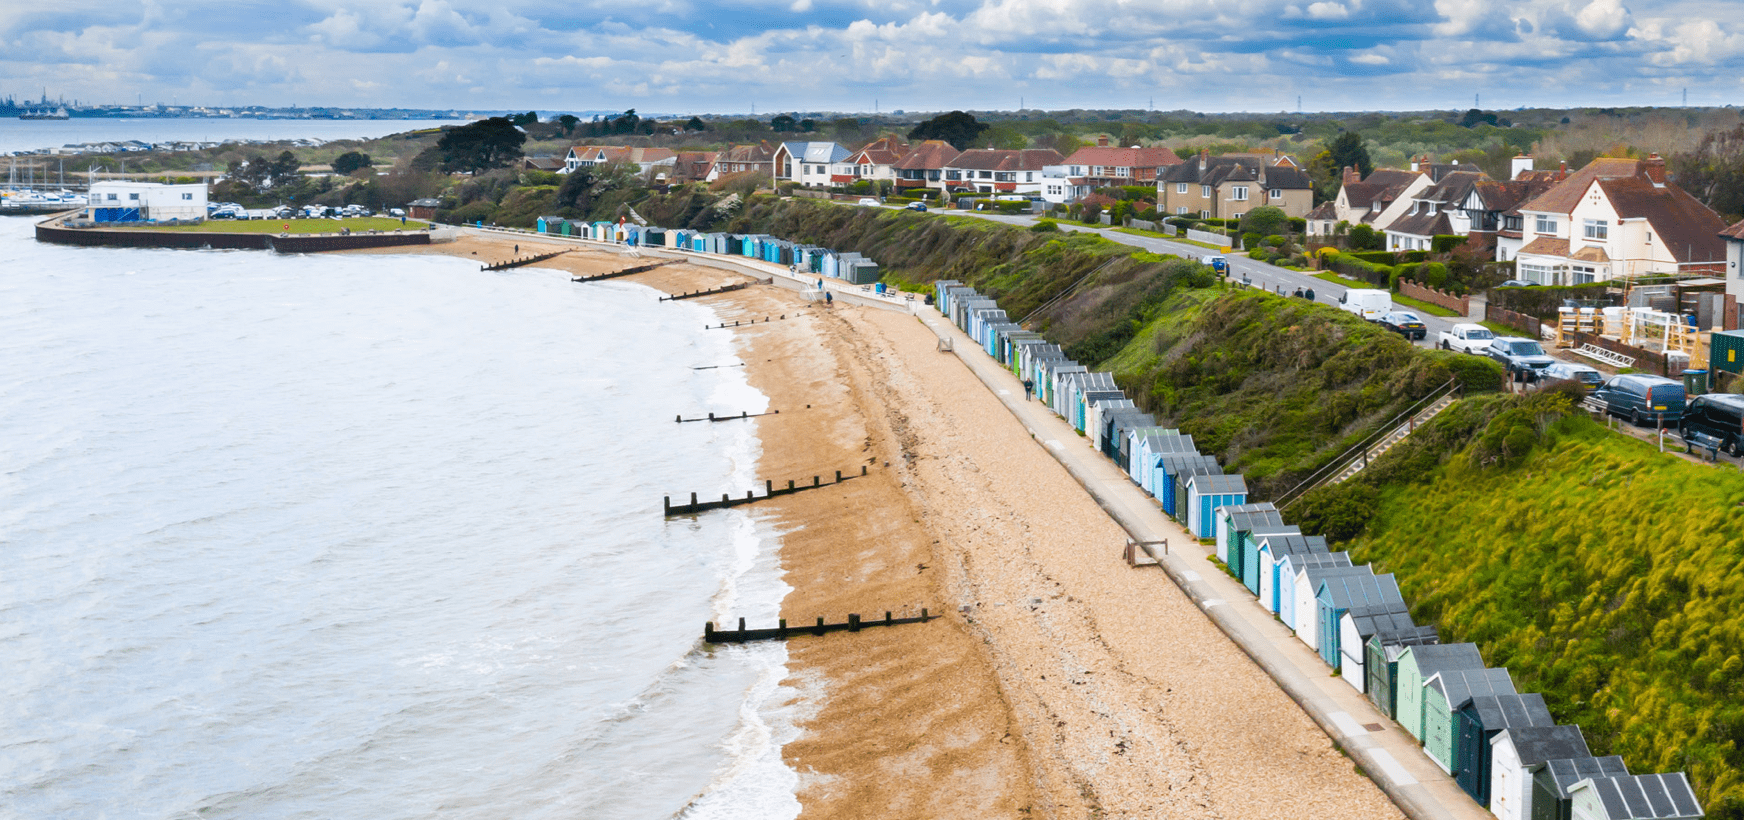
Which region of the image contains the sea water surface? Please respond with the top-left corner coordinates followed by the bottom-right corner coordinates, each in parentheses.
top-left (0, 216), bottom-right (800, 819)
top-left (0, 118), bottom-right (461, 156)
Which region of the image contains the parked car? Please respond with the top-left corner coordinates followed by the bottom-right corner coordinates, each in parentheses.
top-left (1486, 336), bottom-right (1556, 380)
top-left (1591, 374), bottom-right (1686, 427)
top-left (1201, 254), bottom-right (1228, 274)
top-left (1496, 279), bottom-right (1537, 288)
top-left (1437, 323), bottom-right (1495, 354)
top-left (1680, 393), bottom-right (1744, 455)
top-left (1338, 288), bottom-right (1392, 321)
top-left (1542, 362), bottom-right (1603, 387)
top-left (1379, 311), bottom-right (1427, 340)
top-left (857, 197), bottom-right (880, 206)
top-left (905, 202), bottom-right (927, 212)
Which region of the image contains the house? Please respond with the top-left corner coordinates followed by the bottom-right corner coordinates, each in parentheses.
top-left (1293, 564), bottom-right (1374, 652)
top-left (944, 148), bottom-right (1063, 197)
top-left (523, 155), bottom-right (565, 172)
top-left (671, 151), bottom-right (719, 184)
top-left (1041, 138), bottom-right (1183, 203)
top-left (1720, 220), bottom-right (1744, 308)
top-left (893, 140), bottom-right (962, 193)
top-left (1394, 643), bottom-right (1485, 743)
top-left (1279, 552), bottom-right (1353, 631)
top-left (1421, 667), bottom-right (1516, 774)
top-left (845, 136), bottom-right (910, 185)
top-left (563, 145), bottom-right (678, 177)
top-left (717, 142), bottom-right (776, 176)
top-left (1454, 693), bottom-right (1556, 804)
top-left (1185, 473), bottom-right (1247, 538)
top-left (1337, 601), bottom-right (1415, 693)
top-left (772, 141), bottom-right (852, 188)
top-left (1314, 571), bottom-right (1403, 668)
top-left (407, 198), bottom-right (440, 220)
top-left (85, 181), bottom-right (206, 223)
top-left (1490, 725), bottom-right (1592, 820)
top-left (1157, 149), bottom-right (1314, 219)
top-left (1507, 155), bottom-right (1729, 283)
top-left (1383, 170), bottom-right (1489, 251)
top-left (1320, 166), bottom-right (1431, 235)
top-left (1362, 625), bottom-right (1439, 718)
top-left (1565, 772), bottom-right (1703, 820)
top-left (1215, 503), bottom-right (1281, 567)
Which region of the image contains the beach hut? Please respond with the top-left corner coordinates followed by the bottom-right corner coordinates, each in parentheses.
top-left (934, 280), bottom-right (962, 313)
top-left (1528, 757), bottom-right (1639, 820)
top-left (1216, 503), bottom-right (1280, 567)
top-left (1153, 453), bottom-right (1213, 513)
top-left (1078, 390), bottom-right (1124, 435)
top-left (1028, 349), bottom-right (1068, 393)
top-left (592, 221), bottom-right (615, 242)
top-left (1337, 602), bottom-right (1417, 693)
top-left (1186, 473), bottom-right (1248, 539)
top-left (1395, 643), bottom-right (1485, 743)
top-left (1293, 563), bottom-right (1373, 649)
top-left (1454, 693), bottom-right (1556, 804)
top-left (986, 322), bottom-right (1022, 358)
top-left (1423, 667), bottom-right (1516, 773)
top-left (956, 298), bottom-right (995, 332)
top-left (1315, 571), bottom-right (1403, 667)
top-left (643, 227), bottom-right (666, 247)
top-left (1047, 366), bottom-right (1085, 417)
top-left (1106, 412), bottom-right (1157, 468)
top-left (536, 215), bottom-right (561, 234)
top-left (1255, 532), bottom-right (1327, 605)
top-left (1071, 373), bottom-right (1118, 430)
top-left (1279, 552), bottom-right (1352, 630)
top-left (665, 228), bottom-right (683, 249)
top-left (1490, 726), bottom-right (1592, 820)
top-left (1363, 625), bottom-right (1439, 717)
top-left (1130, 430), bottom-right (1187, 489)
top-left (1089, 401), bottom-right (1136, 454)
top-left (1564, 773), bottom-right (1704, 820)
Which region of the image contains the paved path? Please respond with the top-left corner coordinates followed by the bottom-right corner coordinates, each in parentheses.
top-left (915, 306), bottom-right (1495, 820)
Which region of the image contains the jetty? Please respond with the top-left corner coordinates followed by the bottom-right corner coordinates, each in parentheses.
top-left (664, 466), bottom-right (869, 515)
top-left (706, 610), bottom-right (933, 643)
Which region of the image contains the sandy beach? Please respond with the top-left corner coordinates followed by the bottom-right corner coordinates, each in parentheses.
top-left (358, 233), bottom-right (1404, 819)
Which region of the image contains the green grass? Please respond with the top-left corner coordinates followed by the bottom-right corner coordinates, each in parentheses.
top-left (1344, 416), bottom-right (1744, 817)
top-left (121, 217), bottom-right (423, 234)
top-left (1115, 227), bottom-right (1231, 251)
top-left (1480, 320), bottom-right (1525, 337)
top-left (1390, 293), bottom-right (1461, 317)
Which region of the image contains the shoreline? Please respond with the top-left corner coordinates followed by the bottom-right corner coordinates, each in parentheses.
top-left (347, 233), bottom-right (1402, 819)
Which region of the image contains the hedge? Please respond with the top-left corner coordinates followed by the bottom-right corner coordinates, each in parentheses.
top-left (1349, 250), bottom-right (1398, 264)
top-left (1489, 282), bottom-right (1614, 318)
top-left (1431, 235), bottom-right (1469, 254)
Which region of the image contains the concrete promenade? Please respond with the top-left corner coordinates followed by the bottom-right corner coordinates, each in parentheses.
top-left (915, 306), bottom-right (1494, 820)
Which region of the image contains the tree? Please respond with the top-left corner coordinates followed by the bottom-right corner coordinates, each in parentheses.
top-left (434, 117), bottom-right (526, 174)
top-left (610, 109), bottom-right (639, 135)
top-left (1672, 124), bottom-right (1744, 219)
top-left (558, 114), bottom-right (579, 134)
top-left (1347, 223), bottom-right (1384, 251)
top-left (510, 111), bottom-right (538, 126)
top-left (1239, 206), bottom-right (1289, 238)
top-left (907, 110), bottom-right (990, 150)
top-left (331, 151), bottom-right (373, 176)
top-left (1327, 131), bottom-right (1373, 178)
top-left (771, 114), bottom-right (797, 132)
top-left (685, 116), bottom-right (706, 132)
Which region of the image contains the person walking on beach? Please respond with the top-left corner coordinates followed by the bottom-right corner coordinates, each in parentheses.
top-left (825, 292), bottom-right (833, 305)
top-left (1023, 378), bottom-right (1034, 401)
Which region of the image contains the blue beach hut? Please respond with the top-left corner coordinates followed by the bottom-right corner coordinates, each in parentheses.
top-left (1186, 473), bottom-right (1247, 538)
top-left (1315, 571), bottom-right (1402, 668)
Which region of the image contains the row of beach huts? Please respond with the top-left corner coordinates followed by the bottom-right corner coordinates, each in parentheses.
top-left (931, 278), bottom-right (1705, 820)
top-left (533, 215), bottom-right (884, 284)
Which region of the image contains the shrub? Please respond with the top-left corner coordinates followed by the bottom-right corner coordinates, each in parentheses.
top-left (1288, 217), bottom-right (1307, 233)
top-left (1082, 203), bottom-right (1103, 224)
top-left (1264, 235), bottom-right (1286, 247)
top-left (1423, 262), bottom-right (1450, 288)
top-left (1431, 234), bottom-right (1469, 254)
top-left (1030, 220), bottom-right (1061, 233)
top-left (1238, 206), bottom-right (1289, 238)
top-left (1426, 348), bottom-right (1505, 392)
top-left (1349, 250), bottom-right (1397, 264)
top-left (1395, 262), bottom-right (1422, 282)
top-left (1241, 231), bottom-right (1262, 250)
top-left (1291, 483), bottom-right (1380, 543)
top-left (1347, 223), bottom-right (1383, 250)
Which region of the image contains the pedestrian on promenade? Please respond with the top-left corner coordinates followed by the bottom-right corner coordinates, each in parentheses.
top-left (1023, 378), bottom-right (1034, 400)
top-left (1304, 287), bottom-right (1315, 302)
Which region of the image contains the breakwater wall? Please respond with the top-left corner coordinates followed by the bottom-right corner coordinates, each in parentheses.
top-left (35, 220), bottom-right (433, 254)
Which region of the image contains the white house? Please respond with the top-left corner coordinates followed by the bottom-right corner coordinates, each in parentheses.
top-left (1721, 220), bottom-right (1744, 307)
top-left (944, 148), bottom-right (1063, 197)
top-left (1507, 155), bottom-right (1729, 284)
top-left (86, 181), bottom-right (207, 223)
top-left (772, 141), bottom-right (851, 189)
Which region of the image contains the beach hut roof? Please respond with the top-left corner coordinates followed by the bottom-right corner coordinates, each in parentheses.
top-left (1347, 603), bottom-right (1417, 642)
top-left (1466, 693), bottom-right (1554, 731)
top-left (1426, 667), bottom-right (1516, 707)
top-left (1256, 532), bottom-right (1328, 556)
top-left (1190, 473), bottom-right (1247, 494)
top-left (1290, 551), bottom-right (1354, 572)
top-left (1084, 393), bottom-right (1130, 407)
top-left (1317, 571), bottom-right (1402, 610)
top-left (1408, 643), bottom-right (1486, 679)
top-left (1080, 372), bottom-right (1118, 391)
top-left (1577, 773), bottom-right (1703, 820)
top-left (1225, 504), bottom-right (1283, 530)
top-left (1159, 453), bottom-right (1215, 475)
top-left (1375, 624), bottom-right (1439, 652)
top-left (1540, 756), bottom-right (1632, 804)
top-left (1499, 725), bottom-right (1591, 766)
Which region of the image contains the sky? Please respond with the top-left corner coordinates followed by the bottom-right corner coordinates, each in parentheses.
top-left (2, 0), bottom-right (1741, 114)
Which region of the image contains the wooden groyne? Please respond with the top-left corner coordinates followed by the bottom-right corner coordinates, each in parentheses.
top-left (660, 283), bottom-right (748, 302)
top-left (706, 610), bottom-right (933, 643)
top-left (665, 466), bottom-right (869, 515)
top-left (482, 248), bottom-right (570, 271)
top-left (691, 363), bottom-right (745, 371)
top-left (571, 260), bottom-right (676, 283)
top-left (675, 410), bottom-right (780, 424)
top-left (707, 313), bottom-right (802, 330)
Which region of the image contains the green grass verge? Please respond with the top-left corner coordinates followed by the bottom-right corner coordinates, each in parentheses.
top-left (1114, 227), bottom-right (1231, 251)
top-left (120, 217), bottom-right (423, 234)
top-left (1390, 293), bottom-right (1461, 317)
top-left (1312, 271), bottom-right (1365, 287)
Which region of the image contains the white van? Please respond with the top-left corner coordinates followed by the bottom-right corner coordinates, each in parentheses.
top-left (1338, 288), bottom-right (1392, 321)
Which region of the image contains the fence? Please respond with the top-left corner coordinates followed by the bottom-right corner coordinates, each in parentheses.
top-left (1560, 329), bottom-right (1674, 376)
top-left (1398, 280), bottom-right (1470, 316)
top-left (1484, 304), bottom-right (1542, 338)
top-left (1186, 228), bottom-right (1232, 248)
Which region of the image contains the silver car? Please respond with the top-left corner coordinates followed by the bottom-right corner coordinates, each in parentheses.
top-left (1542, 361), bottom-right (1602, 387)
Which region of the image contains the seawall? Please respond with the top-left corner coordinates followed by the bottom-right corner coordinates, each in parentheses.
top-left (34, 217), bottom-right (435, 254)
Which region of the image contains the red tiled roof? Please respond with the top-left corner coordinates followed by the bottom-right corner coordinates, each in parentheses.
top-left (1519, 237), bottom-right (1571, 256)
top-left (948, 148), bottom-right (1063, 172)
top-left (1721, 219), bottom-right (1744, 241)
top-left (1516, 157), bottom-right (1642, 215)
top-left (893, 140), bottom-right (960, 171)
top-left (1597, 175), bottom-right (1728, 264)
top-left (1061, 145), bottom-right (1183, 169)
top-left (852, 136), bottom-right (910, 166)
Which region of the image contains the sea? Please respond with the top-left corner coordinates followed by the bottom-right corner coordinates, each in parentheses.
top-left (0, 118), bottom-right (463, 157)
top-left (0, 210), bottom-right (803, 819)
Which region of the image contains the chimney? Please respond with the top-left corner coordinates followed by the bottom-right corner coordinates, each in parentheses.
top-left (1342, 165), bottom-right (1361, 185)
top-left (1199, 148), bottom-right (1209, 172)
top-left (1410, 156), bottom-right (1420, 173)
top-left (1643, 153), bottom-right (1667, 185)
top-left (1097, 135), bottom-right (1111, 147)
top-left (1559, 160), bottom-right (1568, 176)
top-left (1510, 154), bottom-right (1533, 180)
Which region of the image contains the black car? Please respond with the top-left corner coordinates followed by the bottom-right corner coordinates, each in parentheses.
top-left (1378, 311), bottom-right (1427, 340)
top-left (1680, 393), bottom-right (1744, 455)
top-left (1592, 374), bottom-right (1686, 427)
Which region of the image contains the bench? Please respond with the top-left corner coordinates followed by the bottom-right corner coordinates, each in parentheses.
top-left (1572, 343), bottom-right (1636, 369)
top-left (1684, 430), bottom-right (1723, 462)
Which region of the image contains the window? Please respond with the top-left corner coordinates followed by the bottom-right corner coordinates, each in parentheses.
top-left (1025, 172), bottom-right (1033, 182)
top-left (1534, 215), bottom-right (1557, 234)
top-left (1231, 212), bottom-right (1243, 220)
top-left (1176, 206), bottom-right (1188, 215)
top-left (979, 170), bottom-right (992, 179)
top-left (106, 193), bottom-right (117, 201)
top-left (1646, 231), bottom-right (1653, 244)
top-left (1231, 186), bottom-right (1248, 201)
top-left (129, 193), bottom-right (139, 200)
top-left (182, 193), bottom-right (192, 200)
top-left (1199, 210), bottom-right (1210, 219)
top-left (1115, 167), bottom-right (1129, 177)
top-left (1583, 219), bottom-right (1608, 240)
top-left (1092, 166), bottom-right (1104, 175)
top-left (1200, 185), bottom-right (1212, 198)
top-left (1519, 263), bottom-right (1554, 284)
top-left (1176, 183), bottom-right (1188, 194)
top-left (1269, 188), bottom-right (1282, 199)
top-left (1573, 265), bottom-right (1597, 284)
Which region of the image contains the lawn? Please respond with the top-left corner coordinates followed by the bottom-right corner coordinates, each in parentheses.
top-left (119, 217), bottom-right (424, 234)
top-left (1390, 293), bottom-right (1461, 317)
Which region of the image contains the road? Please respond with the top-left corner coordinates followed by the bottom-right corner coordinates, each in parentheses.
top-left (942, 209), bottom-right (1474, 348)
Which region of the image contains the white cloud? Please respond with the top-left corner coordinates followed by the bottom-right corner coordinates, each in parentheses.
top-left (1573, 0), bottom-right (1632, 39)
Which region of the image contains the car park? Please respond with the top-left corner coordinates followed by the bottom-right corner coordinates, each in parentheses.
top-left (1680, 394), bottom-right (1744, 455)
top-left (1485, 336), bottom-right (1556, 380)
top-left (1542, 362), bottom-right (1603, 387)
top-left (1378, 311), bottom-right (1427, 340)
top-left (1591, 374), bottom-right (1686, 427)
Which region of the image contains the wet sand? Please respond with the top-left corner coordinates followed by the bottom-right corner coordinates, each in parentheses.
top-left (354, 233), bottom-right (1403, 819)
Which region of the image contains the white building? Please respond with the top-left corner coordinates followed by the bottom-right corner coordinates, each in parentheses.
top-left (86, 181), bottom-right (207, 223)
top-left (772, 141), bottom-right (851, 189)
